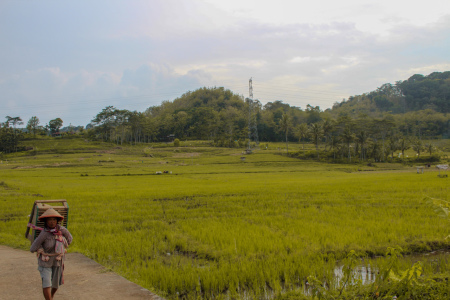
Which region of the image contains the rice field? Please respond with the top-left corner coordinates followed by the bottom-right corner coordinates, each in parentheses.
top-left (1, 138), bottom-right (449, 299)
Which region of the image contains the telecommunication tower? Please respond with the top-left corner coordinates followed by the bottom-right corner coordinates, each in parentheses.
top-left (247, 77), bottom-right (259, 150)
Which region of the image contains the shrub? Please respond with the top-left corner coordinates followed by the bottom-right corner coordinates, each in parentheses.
top-left (291, 150), bottom-right (319, 160)
top-left (405, 154), bottom-right (440, 164)
top-left (240, 139), bottom-right (248, 148)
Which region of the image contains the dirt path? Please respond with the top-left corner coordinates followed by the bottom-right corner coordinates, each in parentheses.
top-left (0, 245), bottom-right (164, 300)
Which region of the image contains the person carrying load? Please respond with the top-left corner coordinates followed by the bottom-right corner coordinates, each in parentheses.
top-left (30, 208), bottom-right (73, 300)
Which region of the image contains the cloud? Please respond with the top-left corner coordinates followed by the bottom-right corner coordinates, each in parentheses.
top-left (289, 57), bottom-right (331, 63)
top-left (1, 0), bottom-right (449, 125)
top-left (1, 62), bottom-right (208, 126)
top-left (119, 63), bottom-right (206, 94)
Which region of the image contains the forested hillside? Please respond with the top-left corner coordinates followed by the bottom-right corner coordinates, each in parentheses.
top-left (331, 71), bottom-right (450, 115)
top-left (85, 72), bottom-right (450, 145)
top-left (2, 72), bottom-right (450, 158)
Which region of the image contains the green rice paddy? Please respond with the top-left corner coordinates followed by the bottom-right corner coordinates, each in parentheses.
top-left (1, 138), bottom-right (449, 299)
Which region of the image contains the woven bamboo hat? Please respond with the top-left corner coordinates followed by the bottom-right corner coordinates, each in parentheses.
top-left (38, 208), bottom-right (64, 222)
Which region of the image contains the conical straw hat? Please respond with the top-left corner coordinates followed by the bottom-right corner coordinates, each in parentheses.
top-left (38, 208), bottom-right (64, 221)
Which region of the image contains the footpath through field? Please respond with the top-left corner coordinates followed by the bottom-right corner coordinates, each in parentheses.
top-left (0, 245), bottom-right (164, 300)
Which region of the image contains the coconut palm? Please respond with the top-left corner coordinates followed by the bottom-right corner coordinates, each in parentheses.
top-left (341, 127), bottom-right (355, 162)
top-left (296, 123), bottom-right (309, 150)
top-left (279, 114), bottom-right (291, 155)
top-left (309, 123), bottom-right (323, 159)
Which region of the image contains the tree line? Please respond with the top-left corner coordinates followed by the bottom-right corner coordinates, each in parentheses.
top-left (281, 113), bottom-right (442, 163)
top-left (0, 116), bottom-right (64, 153)
top-left (2, 72), bottom-right (449, 161)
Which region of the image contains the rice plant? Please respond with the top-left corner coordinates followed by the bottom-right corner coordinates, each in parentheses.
top-left (1, 139), bottom-right (449, 298)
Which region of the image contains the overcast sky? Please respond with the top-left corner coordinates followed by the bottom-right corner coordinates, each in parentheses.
top-left (1, 0), bottom-right (449, 127)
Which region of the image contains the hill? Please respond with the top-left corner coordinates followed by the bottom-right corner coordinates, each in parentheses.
top-left (330, 71), bottom-right (450, 115)
top-left (3, 72), bottom-right (449, 154)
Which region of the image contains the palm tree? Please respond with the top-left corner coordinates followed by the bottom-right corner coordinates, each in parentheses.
top-left (327, 135), bottom-right (340, 160)
top-left (279, 114), bottom-right (291, 155)
top-left (356, 130), bottom-right (369, 161)
top-left (341, 127), bottom-right (355, 162)
top-left (296, 123), bottom-right (309, 150)
top-left (321, 119), bottom-right (334, 151)
top-left (309, 123), bottom-right (323, 159)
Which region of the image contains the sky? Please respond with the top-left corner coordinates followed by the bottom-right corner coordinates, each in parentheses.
top-left (1, 0), bottom-right (449, 127)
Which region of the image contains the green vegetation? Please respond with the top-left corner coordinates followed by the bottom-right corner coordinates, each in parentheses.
top-left (333, 71), bottom-right (450, 115)
top-left (3, 72), bottom-right (450, 167)
top-left (1, 137), bottom-right (450, 298)
top-left (82, 71), bottom-right (450, 146)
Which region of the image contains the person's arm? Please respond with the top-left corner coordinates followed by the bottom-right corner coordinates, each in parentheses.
top-left (30, 232), bottom-right (46, 252)
top-left (61, 227), bottom-right (73, 245)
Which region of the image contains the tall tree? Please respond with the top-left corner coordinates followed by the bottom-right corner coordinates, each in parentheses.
top-left (327, 135), bottom-right (340, 160)
top-left (306, 104), bottom-right (322, 124)
top-left (387, 135), bottom-right (399, 159)
top-left (0, 122), bottom-right (23, 153)
top-left (356, 130), bottom-right (369, 161)
top-left (48, 118), bottom-right (63, 135)
top-left (373, 116), bottom-right (395, 162)
top-left (425, 143), bottom-right (435, 156)
top-left (398, 138), bottom-right (410, 160)
top-left (341, 127), bottom-right (355, 162)
top-left (412, 138), bottom-right (424, 157)
top-left (27, 116), bottom-right (40, 137)
top-left (5, 116), bottom-right (23, 151)
top-left (279, 113), bottom-right (291, 154)
top-left (5, 116), bottom-right (23, 129)
top-left (309, 123), bottom-right (323, 159)
top-left (296, 123), bottom-right (309, 150)
top-left (91, 106), bottom-right (118, 141)
top-left (321, 119), bottom-right (334, 151)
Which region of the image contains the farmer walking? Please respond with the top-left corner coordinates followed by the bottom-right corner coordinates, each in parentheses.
top-left (30, 208), bottom-right (73, 300)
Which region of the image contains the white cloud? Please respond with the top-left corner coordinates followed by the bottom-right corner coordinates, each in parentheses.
top-left (1, 0), bottom-right (449, 125)
top-left (289, 56), bottom-right (331, 63)
top-left (1, 63), bottom-right (207, 126)
top-left (401, 64), bottom-right (450, 79)
top-left (203, 0), bottom-right (450, 36)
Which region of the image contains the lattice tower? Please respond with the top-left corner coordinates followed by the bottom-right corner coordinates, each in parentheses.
top-left (247, 77), bottom-right (259, 149)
